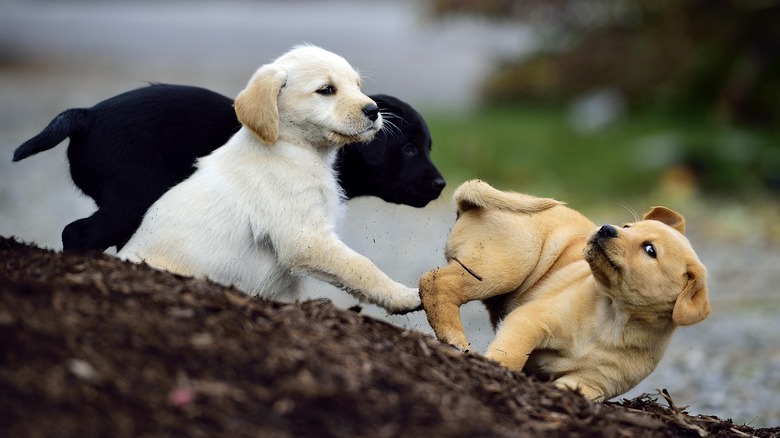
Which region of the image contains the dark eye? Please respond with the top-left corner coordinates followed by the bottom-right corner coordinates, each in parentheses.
top-left (643, 242), bottom-right (657, 258)
top-left (622, 224), bottom-right (631, 228)
top-left (402, 143), bottom-right (417, 157)
top-left (317, 85), bottom-right (336, 95)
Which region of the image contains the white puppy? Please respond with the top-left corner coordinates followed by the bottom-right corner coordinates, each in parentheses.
top-left (118, 45), bottom-right (420, 314)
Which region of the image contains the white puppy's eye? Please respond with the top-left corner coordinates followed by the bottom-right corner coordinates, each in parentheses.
top-left (317, 85), bottom-right (336, 95)
top-left (643, 242), bottom-right (657, 258)
top-left (622, 224), bottom-right (631, 228)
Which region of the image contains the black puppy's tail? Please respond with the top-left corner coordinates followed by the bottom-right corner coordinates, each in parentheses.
top-left (13, 108), bottom-right (88, 161)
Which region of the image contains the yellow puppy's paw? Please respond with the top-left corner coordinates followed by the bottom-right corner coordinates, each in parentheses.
top-left (441, 342), bottom-right (469, 354)
top-left (553, 377), bottom-right (605, 402)
top-left (438, 328), bottom-right (470, 352)
top-left (453, 343), bottom-right (470, 354)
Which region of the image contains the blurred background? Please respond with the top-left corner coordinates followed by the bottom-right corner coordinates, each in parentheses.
top-left (1, 0), bottom-right (779, 427)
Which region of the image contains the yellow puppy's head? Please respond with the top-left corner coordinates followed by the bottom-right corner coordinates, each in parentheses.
top-left (584, 206), bottom-right (710, 326)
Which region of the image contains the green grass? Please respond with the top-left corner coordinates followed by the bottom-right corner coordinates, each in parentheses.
top-left (423, 104), bottom-right (778, 214)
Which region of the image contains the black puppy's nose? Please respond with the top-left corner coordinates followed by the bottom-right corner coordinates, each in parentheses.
top-left (597, 224), bottom-right (618, 239)
top-left (432, 177), bottom-right (446, 190)
top-left (363, 103), bottom-right (379, 122)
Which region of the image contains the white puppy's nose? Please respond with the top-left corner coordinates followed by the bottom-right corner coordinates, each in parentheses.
top-left (363, 103), bottom-right (379, 122)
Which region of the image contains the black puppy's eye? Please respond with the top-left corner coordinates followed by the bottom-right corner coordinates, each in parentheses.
top-left (402, 143), bottom-right (417, 157)
top-left (317, 85), bottom-right (336, 95)
top-left (643, 242), bottom-right (657, 258)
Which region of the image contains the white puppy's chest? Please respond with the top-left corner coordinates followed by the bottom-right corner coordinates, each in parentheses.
top-left (119, 129), bottom-right (345, 298)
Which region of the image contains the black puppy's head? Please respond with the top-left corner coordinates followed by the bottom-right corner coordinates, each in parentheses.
top-left (338, 94), bottom-right (445, 208)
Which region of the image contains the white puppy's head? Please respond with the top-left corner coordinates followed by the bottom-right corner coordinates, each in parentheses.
top-left (234, 44), bottom-right (382, 147)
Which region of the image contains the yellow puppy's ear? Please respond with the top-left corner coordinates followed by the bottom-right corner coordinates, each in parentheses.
top-left (234, 65), bottom-right (288, 145)
top-left (672, 263), bottom-right (710, 326)
top-left (643, 206), bottom-right (686, 234)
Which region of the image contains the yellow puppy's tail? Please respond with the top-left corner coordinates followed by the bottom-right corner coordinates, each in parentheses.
top-left (454, 179), bottom-right (563, 214)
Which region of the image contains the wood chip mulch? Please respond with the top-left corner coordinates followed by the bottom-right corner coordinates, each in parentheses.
top-left (1, 236), bottom-right (776, 437)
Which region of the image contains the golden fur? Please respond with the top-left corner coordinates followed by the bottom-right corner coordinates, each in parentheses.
top-left (420, 179), bottom-right (710, 401)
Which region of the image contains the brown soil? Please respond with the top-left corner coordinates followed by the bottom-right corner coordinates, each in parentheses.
top-left (1, 236), bottom-right (776, 437)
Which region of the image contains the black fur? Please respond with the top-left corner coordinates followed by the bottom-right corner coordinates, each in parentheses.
top-left (13, 84), bottom-right (445, 251)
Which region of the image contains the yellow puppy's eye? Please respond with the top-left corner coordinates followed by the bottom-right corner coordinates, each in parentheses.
top-left (317, 85), bottom-right (336, 95)
top-left (643, 242), bottom-right (657, 258)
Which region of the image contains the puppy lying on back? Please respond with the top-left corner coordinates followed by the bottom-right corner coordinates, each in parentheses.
top-left (12, 84), bottom-right (445, 252)
top-left (118, 45), bottom-right (420, 314)
top-left (420, 180), bottom-right (710, 401)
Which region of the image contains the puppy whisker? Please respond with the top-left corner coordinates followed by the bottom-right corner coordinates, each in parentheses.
top-left (359, 69), bottom-right (377, 84)
top-left (379, 110), bottom-right (401, 120)
top-left (379, 115), bottom-right (402, 138)
top-left (619, 202), bottom-right (639, 222)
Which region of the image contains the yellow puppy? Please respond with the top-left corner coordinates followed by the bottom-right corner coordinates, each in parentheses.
top-left (420, 179), bottom-right (710, 401)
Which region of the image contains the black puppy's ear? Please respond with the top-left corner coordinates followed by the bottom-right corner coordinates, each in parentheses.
top-left (234, 65), bottom-right (287, 145)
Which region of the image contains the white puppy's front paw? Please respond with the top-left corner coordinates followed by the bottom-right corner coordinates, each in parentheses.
top-left (384, 286), bottom-right (422, 315)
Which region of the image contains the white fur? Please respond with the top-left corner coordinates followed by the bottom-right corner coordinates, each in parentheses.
top-left (118, 45), bottom-right (420, 314)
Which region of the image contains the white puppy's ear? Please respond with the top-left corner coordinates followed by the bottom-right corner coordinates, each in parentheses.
top-left (643, 206), bottom-right (685, 234)
top-left (672, 263), bottom-right (710, 326)
top-left (234, 65), bottom-right (288, 144)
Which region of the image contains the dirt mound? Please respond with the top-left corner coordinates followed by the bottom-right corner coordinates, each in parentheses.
top-left (0, 236), bottom-right (775, 437)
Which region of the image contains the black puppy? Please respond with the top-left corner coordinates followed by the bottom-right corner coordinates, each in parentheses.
top-left (13, 84), bottom-right (445, 251)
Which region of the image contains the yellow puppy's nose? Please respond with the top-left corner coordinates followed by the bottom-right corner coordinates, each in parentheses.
top-left (597, 224), bottom-right (618, 239)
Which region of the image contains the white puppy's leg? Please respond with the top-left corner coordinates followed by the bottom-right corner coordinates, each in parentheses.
top-left (284, 232), bottom-right (420, 314)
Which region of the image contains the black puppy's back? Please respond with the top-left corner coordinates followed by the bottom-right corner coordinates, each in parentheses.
top-left (69, 84), bottom-right (240, 204)
top-left (13, 84), bottom-right (242, 250)
top-left (15, 84), bottom-right (241, 205)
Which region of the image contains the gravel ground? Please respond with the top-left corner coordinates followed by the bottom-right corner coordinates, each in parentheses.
top-left (1, 0), bottom-right (779, 428)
